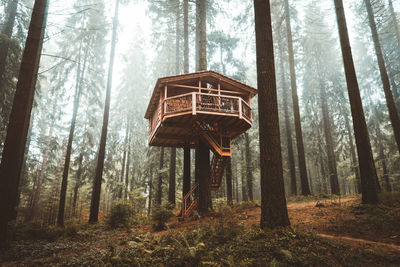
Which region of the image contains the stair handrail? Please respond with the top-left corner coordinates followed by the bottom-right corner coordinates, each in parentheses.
top-left (182, 183), bottom-right (198, 217)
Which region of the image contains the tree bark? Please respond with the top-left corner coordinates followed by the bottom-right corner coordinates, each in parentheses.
top-left (72, 151), bottom-right (83, 216)
top-left (0, 0), bottom-right (49, 242)
top-left (284, 0), bottom-right (310, 195)
top-left (344, 111), bottom-right (361, 193)
top-left (225, 157), bottom-right (233, 206)
top-left (89, 0), bottom-right (119, 223)
top-left (57, 39), bottom-right (87, 227)
top-left (183, 145), bottom-right (191, 200)
top-left (334, 0), bottom-right (379, 204)
top-left (319, 80), bottom-right (340, 195)
top-left (388, 0), bottom-right (400, 52)
top-left (240, 150), bottom-right (248, 201)
top-left (0, 0), bottom-right (19, 87)
top-left (244, 133), bottom-right (254, 201)
top-left (364, 0), bottom-right (400, 155)
top-left (254, 0), bottom-right (290, 229)
top-left (155, 147), bottom-right (164, 206)
top-left (168, 147), bottom-right (176, 205)
top-left (183, 0), bottom-right (189, 73)
top-left (373, 108), bottom-right (389, 191)
top-left (277, 37), bottom-right (297, 196)
top-left (197, 139), bottom-right (210, 214)
top-left (119, 121), bottom-right (129, 199)
top-left (147, 164), bottom-right (153, 215)
top-left (124, 123), bottom-right (131, 199)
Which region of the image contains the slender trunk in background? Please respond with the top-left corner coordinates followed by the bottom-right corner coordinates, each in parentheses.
top-left (334, 0), bottom-right (379, 204)
top-left (119, 121), bottom-right (129, 199)
top-left (72, 151), bottom-right (84, 216)
top-left (183, 145), bottom-right (191, 201)
top-left (46, 146), bottom-right (66, 225)
top-left (234, 158), bottom-right (239, 202)
top-left (319, 80), bottom-right (340, 195)
top-left (15, 111), bottom-right (34, 220)
top-left (156, 147), bottom-right (164, 206)
top-left (168, 147), bottom-right (176, 205)
top-left (183, 0), bottom-right (189, 73)
top-left (344, 111), bottom-right (361, 193)
top-left (125, 123), bottom-right (131, 198)
top-left (28, 117), bottom-right (54, 221)
top-left (364, 0), bottom-right (400, 155)
top-left (0, 0), bottom-right (19, 88)
top-left (89, 0), bottom-right (119, 223)
top-left (244, 133), bottom-right (253, 201)
top-left (284, 0), bottom-right (310, 196)
top-left (388, 0), bottom-right (400, 51)
top-left (147, 164), bottom-right (153, 215)
top-left (373, 109), bottom-right (389, 191)
top-left (241, 151), bottom-right (248, 202)
top-left (57, 39), bottom-right (87, 227)
top-left (254, 0), bottom-right (290, 229)
top-left (277, 37), bottom-right (297, 195)
top-left (225, 158), bottom-right (233, 206)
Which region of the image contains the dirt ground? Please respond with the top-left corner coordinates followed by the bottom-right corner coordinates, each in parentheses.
top-left (156, 196), bottom-right (400, 255)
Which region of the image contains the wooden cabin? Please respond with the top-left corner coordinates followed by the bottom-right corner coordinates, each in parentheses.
top-left (145, 71), bottom-right (257, 149)
top-left (144, 70), bottom-right (257, 218)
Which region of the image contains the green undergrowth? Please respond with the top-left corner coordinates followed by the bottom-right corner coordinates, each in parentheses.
top-left (3, 216), bottom-right (398, 266)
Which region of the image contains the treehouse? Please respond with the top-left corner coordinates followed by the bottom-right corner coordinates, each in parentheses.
top-left (145, 70), bottom-right (257, 218)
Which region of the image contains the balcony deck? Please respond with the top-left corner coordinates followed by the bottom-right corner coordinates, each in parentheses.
top-left (148, 92), bottom-right (253, 147)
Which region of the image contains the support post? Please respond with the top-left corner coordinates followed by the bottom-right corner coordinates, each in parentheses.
top-left (192, 92), bottom-right (197, 115)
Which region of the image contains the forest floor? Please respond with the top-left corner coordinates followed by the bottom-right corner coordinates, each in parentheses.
top-left (1, 193), bottom-right (400, 266)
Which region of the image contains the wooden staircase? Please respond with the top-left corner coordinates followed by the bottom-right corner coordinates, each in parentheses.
top-left (179, 121), bottom-right (231, 219)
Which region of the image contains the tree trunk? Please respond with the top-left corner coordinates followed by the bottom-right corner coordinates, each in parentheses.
top-left (89, 0), bottom-right (119, 223)
top-left (388, 0), bottom-right (400, 51)
top-left (168, 147), bottom-right (176, 205)
top-left (234, 158), bottom-right (239, 202)
top-left (344, 111), bottom-right (361, 193)
top-left (277, 37), bottom-right (297, 196)
top-left (0, 0), bottom-right (49, 237)
top-left (183, 145), bottom-right (191, 200)
top-left (244, 133), bottom-right (253, 201)
top-left (373, 109), bottom-right (389, 191)
top-left (119, 121), bottom-right (129, 199)
top-left (225, 158), bottom-right (233, 206)
top-left (197, 139), bottom-right (210, 214)
top-left (196, 0), bottom-right (211, 214)
top-left (183, 0), bottom-right (189, 73)
top-left (254, 0), bottom-right (290, 229)
top-left (147, 164), bottom-right (153, 215)
top-left (124, 123), bottom-right (131, 199)
top-left (240, 150), bottom-right (248, 201)
top-left (284, 0), bottom-right (310, 196)
top-left (364, 0), bottom-right (400, 155)
top-left (57, 39), bottom-right (87, 227)
top-left (334, 0), bottom-right (379, 204)
top-left (72, 151), bottom-right (83, 216)
top-left (319, 81), bottom-right (340, 195)
top-left (155, 147), bottom-right (164, 206)
top-left (0, 0), bottom-right (19, 87)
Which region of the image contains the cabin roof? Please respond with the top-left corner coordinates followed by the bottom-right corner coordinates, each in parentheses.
top-left (144, 70), bottom-right (258, 119)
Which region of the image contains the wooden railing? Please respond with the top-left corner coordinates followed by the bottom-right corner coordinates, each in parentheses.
top-left (149, 101), bottom-right (161, 136)
top-left (241, 100), bottom-right (251, 121)
top-left (149, 92), bottom-right (252, 140)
